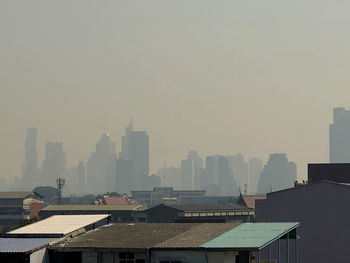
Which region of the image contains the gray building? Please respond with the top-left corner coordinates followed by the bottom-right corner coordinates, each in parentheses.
top-left (87, 133), bottom-right (117, 194)
top-left (308, 163), bottom-right (350, 183)
top-left (257, 153), bottom-right (296, 194)
top-left (248, 157), bottom-right (263, 194)
top-left (329, 107), bottom-right (350, 163)
top-left (181, 159), bottom-right (194, 190)
top-left (205, 155), bottom-right (239, 196)
top-left (119, 120), bottom-right (149, 191)
top-left (41, 142), bottom-right (66, 187)
top-left (256, 180), bottom-right (350, 263)
top-left (22, 128), bottom-right (39, 190)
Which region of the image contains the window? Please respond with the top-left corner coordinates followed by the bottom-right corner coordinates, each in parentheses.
top-left (119, 252), bottom-right (145, 263)
top-left (137, 217), bottom-right (146, 222)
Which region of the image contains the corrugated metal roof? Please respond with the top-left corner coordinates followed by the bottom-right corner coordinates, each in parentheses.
top-left (201, 222), bottom-right (299, 250)
top-left (8, 214), bottom-right (109, 236)
top-left (0, 238), bottom-right (58, 253)
top-left (42, 204), bottom-right (142, 211)
top-left (155, 223), bottom-right (240, 248)
top-left (52, 223), bottom-right (240, 249)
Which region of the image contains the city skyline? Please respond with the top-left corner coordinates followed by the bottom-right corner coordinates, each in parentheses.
top-left (3, 1), bottom-right (350, 184)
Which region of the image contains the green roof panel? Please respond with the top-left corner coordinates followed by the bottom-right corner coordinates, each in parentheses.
top-left (201, 222), bottom-right (299, 250)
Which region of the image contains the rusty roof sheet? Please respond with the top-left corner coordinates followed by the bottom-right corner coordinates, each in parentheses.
top-left (241, 195), bottom-right (266, 209)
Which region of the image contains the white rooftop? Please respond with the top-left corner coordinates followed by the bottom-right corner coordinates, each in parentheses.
top-left (8, 214), bottom-right (109, 236)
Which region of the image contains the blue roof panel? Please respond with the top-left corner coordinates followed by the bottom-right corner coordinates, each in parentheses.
top-left (0, 238), bottom-right (58, 253)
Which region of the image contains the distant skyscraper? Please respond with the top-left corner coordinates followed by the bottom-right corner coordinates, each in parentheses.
top-left (156, 166), bottom-right (182, 189)
top-left (119, 120), bottom-right (149, 191)
top-left (248, 157), bottom-right (263, 194)
top-left (329, 107), bottom-right (350, 163)
top-left (41, 142), bottom-right (66, 187)
top-left (257, 153), bottom-right (296, 194)
top-left (87, 133), bottom-right (117, 194)
top-left (22, 128), bottom-right (39, 189)
top-left (187, 151), bottom-right (203, 190)
top-left (225, 154), bottom-right (248, 193)
top-left (181, 159), bottom-right (194, 190)
top-left (205, 155), bottom-right (239, 196)
top-left (116, 158), bottom-right (133, 194)
top-left (77, 161), bottom-right (86, 194)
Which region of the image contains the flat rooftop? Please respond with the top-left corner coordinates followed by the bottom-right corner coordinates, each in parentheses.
top-left (8, 214), bottom-right (109, 237)
top-left (42, 205), bottom-right (142, 211)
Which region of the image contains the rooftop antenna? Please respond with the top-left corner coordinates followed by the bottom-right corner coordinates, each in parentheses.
top-left (56, 178), bottom-right (65, 205)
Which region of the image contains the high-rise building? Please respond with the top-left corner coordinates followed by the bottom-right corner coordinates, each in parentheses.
top-left (186, 151), bottom-right (203, 190)
top-left (41, 142), bottom-right (66, 187)
top-left (329, 107), bottom-right (350, 163)
top-left (157, 166), bottom-right (182, 189)
top-left (77, 161), bottom-right (86, 194)
top-left (87, 133), bottom-right (117, 194)
top-left (119, 120), bottom-right (149, 191)
top-left (181, 159), bottom-right (194, 190)
top-left (22, 128), bottom-right (39, 189)
top-left (257, 153), bottom-right (296, 194)
top-left (248, 157), bottom-right (263, 194)
top-left (225, 154), bottom-right (248, 194)
top-left (116, 158), bottom-right (133, 194)
top-left (205, 155), bottom-right (239, 196)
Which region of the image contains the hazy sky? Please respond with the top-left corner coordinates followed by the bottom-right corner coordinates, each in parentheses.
top-left (2, 1), bottom-right (350, 183)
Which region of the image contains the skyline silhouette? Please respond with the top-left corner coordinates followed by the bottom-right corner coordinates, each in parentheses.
top-left (3, 1), bottom-right (350, 184)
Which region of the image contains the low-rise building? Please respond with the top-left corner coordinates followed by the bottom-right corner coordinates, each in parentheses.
top-left (130, 187), bottom-right (206, 206)
top-left (0, 214), bottom-right (109, 263)
top-left (133, 203), bottom-right (254, 223)
top-left (256, 180), bottom-right (350, 263)
top-left (0, 191), bottom-right (43, 230)
top-left (39, 204), bottom-right (143, 223)
top-left (49, 222), bottom-right (300, 263)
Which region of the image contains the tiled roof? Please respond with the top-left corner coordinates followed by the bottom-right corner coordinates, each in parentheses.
top-left (0, 238), bottom-right (58, 253)
top-left (52, 223), bottom-right (240, 249)
top-left (103, 196), bottom-right (131, 205)
top-left (42, 204), bottom-right (142, 211)
top-left (8, 215), bottom-right (109, 236)
top-left (241, 195), bottom-right (266, 209)
top-left (166, 204), bottom-right (253, 212)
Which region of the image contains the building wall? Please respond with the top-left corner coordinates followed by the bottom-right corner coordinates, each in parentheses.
top-left (151, 250), bottom-right (237, 263)
top-left (207, 251), bottom-right (237, 263)
top-left (308, 163), bottom-right (350, 183)
top-left (256, 182), bottom-right (350, 263)
top-left (30, 248), bottom-right (48, 263)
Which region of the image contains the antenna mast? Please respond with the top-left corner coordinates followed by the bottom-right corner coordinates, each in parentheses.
top-left (56, 178), bottom-right (65, 205)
